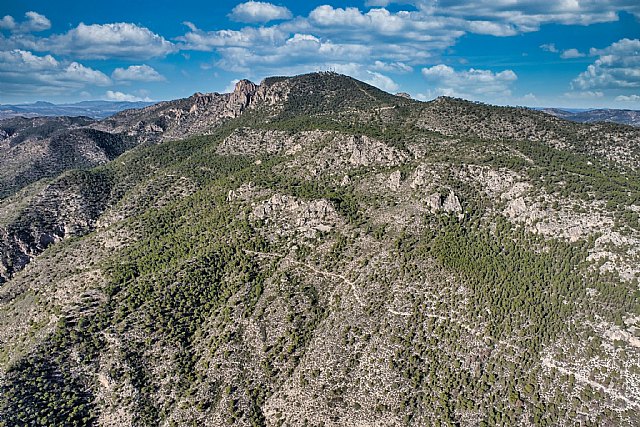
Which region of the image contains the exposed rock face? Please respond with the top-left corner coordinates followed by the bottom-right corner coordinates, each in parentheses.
top-left (410, 164), bottom-right (430, 189)
top-left (387, 171), bottom-right (401, 191)
top-left (0, 171), bottom-right (112, 283)
top-left (347, 135), bottom-right (401, 166)
top-left (425, 193), bottom-right (442, 212)
top-left (226, 80), bottom-right (258, 118)
top-left (252, 194), bottom-right (339, 238)
top-left (92, 79), bottom-right (262, 144)
top-left (253, 78), bottom-right (291, 107)
top-left (505, 197), bottom-right (528, 218)
top-left (217, 128), bottom-right (319, 157)
top-left (443, 190), bottom-right (462, 214)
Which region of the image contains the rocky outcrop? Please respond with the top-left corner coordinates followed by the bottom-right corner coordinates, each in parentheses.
top-left (253, 78), bottom-right (291, 107)
top-left (347, 135), bottom-right (402, 166)
top-left (216, 128), bottom-right (318, 157)
top-left (410, 164), bottom-right (430, 189)
top-left (252, 194), bottom-right (339, 237)
top-left (425, 193), bottom-right (442, 212)
top-left (387, 171), bottom-right (401, 191)
top-left (443, 190), bottom-right (462, 214)
top-left (226, 80), bottom-right (258, 118)
top-left (0, 170), bottom-right (112, 283)
top-left (422, 190), bottom-right (463, 217)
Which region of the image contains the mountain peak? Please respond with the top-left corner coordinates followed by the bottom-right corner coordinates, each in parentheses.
top-left (233, 79), bottom-right (258, 96)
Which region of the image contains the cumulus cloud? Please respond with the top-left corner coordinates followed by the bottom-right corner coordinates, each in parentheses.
top-left (212, 33), bottom-right (372, 73)
top-left (49, 23), bottom-right (175, 59)
top-left (371, 60), bottom-right (413, 73)
top-left (421, 64), bottom-right (517, 99)
top-left (414, 0), bottom-right (640, 31)
top-left (104, 90), bottom-right (152, 102)
top-left (572, 38), bottom-right (640, 90)
top-left (560, 48), bottom-right (585, 59)
top-left (540, 43), bottom-right (559, 53)
top-left (112, 64), bottom-right (165, 81)
top-left (3, 22), bottom-right (176, 59)
top-left (615, 94), bottom-right (640, 102)
top-left (229, 1), bottom-right (292, 23)
top-left (0, 11), bottom-right (51, 33)
top-left (0, 16), bottom-right (16, 31)
top-left (178, 23), bottom-right (287, 51)
top-left (364, 70), bottom-right (400, 92)
top-left (0, 49), bottom-right (110, 97)
top-left (22, 12), bottom-right (51, 32)
top-left (180, 1), bottom-right (640, 84)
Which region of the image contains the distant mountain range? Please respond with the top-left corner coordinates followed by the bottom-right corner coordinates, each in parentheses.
top-left (538, 107), bottom-right (640, 127)
top-left (0, 100), bottom-right (156, 119)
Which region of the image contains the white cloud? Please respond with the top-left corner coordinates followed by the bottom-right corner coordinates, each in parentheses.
top-left (540, 43), bottom-right (559, 53)
top-left (615, 94), bottom-right (640, 102)
top-left (371, 60), bottom-right (413, 73)
top-left (104, 90), bottom-right (152, 102)
top-left (0, 49), bottom-right (110, 96)
top-left (364, 70), bottom-right (400, 92)
top-left (0, 11), bottom-right (50, 33)
top-left (413, 0), bottom-right (640, 31)
top-left (365, 0), bottom-right (394, 6)
top-left (572, 38), bottom-right (640, 90)
top-left (212, 33), bottom-right (372, 73)
top-left (229, 1), bottom-right (292, 23)
top-left (421, 64), bottom-right (517, 99)
top-left (0, 15), bottom-right (16, 31)
top-left (560, 48), bottom-right (585, 59)
top-left (178, 23), bottom-right (288, 51)
top-left (563, 90), bottom-right (604, 99)
top-left (223, 79), bottom-right (241, 93)
top-left (22, 12), bottom-right (51, 32)
top-left (5, 22), bottom-right (176, 59)
top-left (112, 64), bottom-right (165, 81)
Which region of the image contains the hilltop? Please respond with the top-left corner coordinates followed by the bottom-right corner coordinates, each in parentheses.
top-left (0, 72), bottom-right (639, 426)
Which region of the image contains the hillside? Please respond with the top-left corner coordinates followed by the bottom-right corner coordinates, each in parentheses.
top-left (0, 72), bottom-right (639, 427)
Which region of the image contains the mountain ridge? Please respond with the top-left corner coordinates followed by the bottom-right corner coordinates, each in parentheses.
top-left (0, 72), bottom-right (639, 426)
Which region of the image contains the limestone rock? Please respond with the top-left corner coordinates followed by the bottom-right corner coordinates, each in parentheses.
top-left (425, 193), bottom-right (442, 212)
top-left (252, 194), bottom-right (339, 238)
top-left (410, 164), bottom-right (429, 189)
top-left (505, 197), bottom-right (527, 218)
top-left (443, 190), bottom-right (462, 214)
top-left (387, 171), bottom-right (401, 191)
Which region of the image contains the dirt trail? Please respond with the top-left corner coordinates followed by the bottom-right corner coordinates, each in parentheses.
top-left (245, 250), bottom-right (365, 307)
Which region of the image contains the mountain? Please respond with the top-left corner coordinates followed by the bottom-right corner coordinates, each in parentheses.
top-left (0, 72), bottom-right (639, 426)
top-left (540, 107), bottom-right (640, 127)
top-left (0, 100), bottom-right (156, 120)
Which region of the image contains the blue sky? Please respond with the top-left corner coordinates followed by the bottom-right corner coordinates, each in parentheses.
top-left (1, 1), bottom-right (639, 108)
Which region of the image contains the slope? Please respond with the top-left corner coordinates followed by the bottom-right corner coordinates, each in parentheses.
top-left (0, 72), bottom-right (638, 427)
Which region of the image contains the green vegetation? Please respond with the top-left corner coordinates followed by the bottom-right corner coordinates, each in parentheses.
top-left (1, 73), bottom-right (639, 426)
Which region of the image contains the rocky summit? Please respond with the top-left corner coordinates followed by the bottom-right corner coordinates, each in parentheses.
top-left (0, 72), bottom-right (639, 426)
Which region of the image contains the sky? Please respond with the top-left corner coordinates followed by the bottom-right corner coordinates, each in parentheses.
top-left (1, 0), bottom-right (639, 108)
